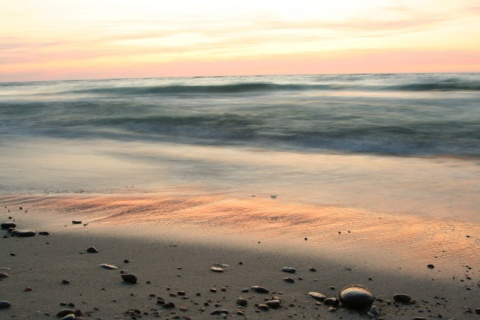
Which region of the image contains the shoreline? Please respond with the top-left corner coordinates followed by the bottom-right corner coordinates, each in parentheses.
top-left (1, 193), bottom-right (479, 319)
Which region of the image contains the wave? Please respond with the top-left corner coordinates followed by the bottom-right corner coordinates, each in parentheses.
top-left (62, 80), bottom-right (480, 96)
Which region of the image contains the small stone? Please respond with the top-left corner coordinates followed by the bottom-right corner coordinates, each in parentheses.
top-left (61, 280), bottom-right (70, 285)
top-left (369, 305), bottom-right (381, 316)
top-left (210, 288), bottom-right (217, 293)
top-left (10, 229), bottom-right (36, 237)
top-left (123, 259), bottom-right (129, 263)
top-left (24, 287), bottom-right (32, 292)
top-left (86, 247), bottom-right (98, 253)
top-left (210, 267), bottom-right (224, 273)
top-left (309, 267), bottom-right (317, 272)
top-left (339, 285), bottom-right (374, 309)
top-left (258, 304), bottom-right (269, 311)
top-left (251, 286), bottom-right (269, 293)
top-left (1, 222), bottom-right (16, 229)
top-left (393, 294), bottom-right (412, 304)
top-left (210, 309), bottom-right (228, 315)
top-left (284, 277), bottom-right (295, 283)
top-left (427, 264), bottom-right (435, 269)
top-left (0, 272), bottom-right (10, 279)
top-left (60, 315), bottom-right (75, 320)
top-left (236, 298), bottom-right (248, 307)
top-left (475, 308), bottom-right (480, 315)
top-left (99, 263), bottom-right (118, 270)
top-left (39, 231), bottom-right (50, 236)
top-left (265, 300), bottom-right (281, 309)
top-left (162, 302), bottom-right (175, 309)
top-left (0, 301), bottom-right (11, 309)
top-left (121, 274), bottom-right (137, 284)
top-left (72, 220), bottom-right (82, 224)
top-left (324, 297), bottom-right (339, 306)
top-left (56, 309), bottom-right (76, 317)
top-left (308, 292), bottom-right (326, 301)
top-left (282, 267), bottom-right (296, 274)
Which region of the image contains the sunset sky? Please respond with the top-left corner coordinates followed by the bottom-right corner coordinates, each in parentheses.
top-left (1, 0), bottom-right (479, 82)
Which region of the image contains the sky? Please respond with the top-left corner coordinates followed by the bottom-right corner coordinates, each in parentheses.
top-left (1, 0), bottom-right (479, 82)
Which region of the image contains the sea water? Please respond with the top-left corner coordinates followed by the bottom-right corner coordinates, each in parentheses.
top-left (0, 73), bottom-right (479, 221)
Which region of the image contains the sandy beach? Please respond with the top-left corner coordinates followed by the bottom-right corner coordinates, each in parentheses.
top-left (1, 192), bottom-right (479, 319)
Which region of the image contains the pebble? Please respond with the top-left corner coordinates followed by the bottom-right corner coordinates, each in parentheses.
top-left (1, 222), bottom-right (16, 229)
top-left (0, 301), bottom-right (11, 309)
top-left (60, 314), bottom-right (76, 320)
top-left (210, 309), bottom-right (229, 315)
top-left (308, 292), bottom-right (326, 301)
top-left (282, 267), bottom-right (296, 273)
top-left (338, 285), bottom-right (374, 309)
top-left (393, 293), bottom-right (412, 304)
top-left (72, 220), bottom-right (82, 224)
top-left (10, 229), bottom-right (36, 237)
top-left (258, 304), bottom-right (269, 311)
top-left (210, 267), bottom-right (224, 273)
top-left (121, 274), bottom-right (138, 284)
top-left (0, 272), bottom-right (10, 279)
top-left (476, 308), bottom-right (480, 315)
top-left (236, 297), bottom-right (248, 307)
top-left (324, 297), bottom-right (339, 306)
top-left (56, 309), bottom-right (76, 317)
top-left (283, 277), bottom-right (295, 283)
top-left (309, 267), bottom-right (317, 272)
top-left (251, 286), bottom-right (269, 294)
top-left (265, 299), bottom-right (281, 309)
top-left (427, 264), bottom-right (435, 269)
top-left (86, 247), bottom-right (99, 253)
top-left (39, 231), bottom-right (50, 236)
top-left (99, 263), bottom-right (118, 270)
top-left (369, 305), bottom-right (381, 316)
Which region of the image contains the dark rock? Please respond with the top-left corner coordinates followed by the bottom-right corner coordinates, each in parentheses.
top-left (9, 253), bottom-right (15, 256)
top-left (308, 292), bottom-right (326, 301)
top-left (427, 264), bottom-right (435, 269)
top-left (309, 267), bottom-right (317, 272)
top-left (72, 221), bottom-right (82, 224)
top-left (0, 272), bottom-right (10, 279)
top-left (393, 294), bottom-right (412, 304)
top-left (476, 308), bottom-right (480, 315)
top-left (324, 297), bottom-right (339, 306)
top-left (284, 277), bottom-right (295, 283)
top-left (123, 259), bottom-right (129, 263)
top-left (258, 304), bottom-right (269, 311)
top-left (56, 309), bottom-right (75, 317)
top-left (99, 263), bottom-right (118, 270)
top-left (61, 280), bottom-right (70, 285)
top-left (177, 291), bottom-right (186, 296)
top-left (236, 297), bottom-right (248, 307)
top-left (251, 286), bottom-right (269, 294)
top-left (86, 247), bottom-right (98, 253)
top-left (10, 229), bottom-right (36, 237)
top-left (0, 301), bottom-right (11, 309)
top-left (39, 231), bottom-right (50, 236)
top-left (339, 285), bottom-right (374, 309)
top-left (162, 302), bottom-right (175, 309)
top-left (1, 222), bottom-right (16, 229)
top-left (265, 300), bottom-right (281, 309)
top-left (210, 309), bottom-right (229, 315)
top-left (60, 315), bottom-right (75, 320)
top-left (369, 305), bottom-right (381, 316)
top-left (282, 267), bottom-right (296, 273)
top-left (121, 273), bottom-right (137, 284)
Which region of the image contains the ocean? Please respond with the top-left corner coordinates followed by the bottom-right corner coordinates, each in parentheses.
top-left (1, 73), bottom-right (479, 221)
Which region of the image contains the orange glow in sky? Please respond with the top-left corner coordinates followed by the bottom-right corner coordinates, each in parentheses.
top-left (1, 0), bottom-right (479, 81)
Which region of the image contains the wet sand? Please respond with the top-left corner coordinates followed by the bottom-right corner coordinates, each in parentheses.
top-left (1, 192), bottom-right (479, 319)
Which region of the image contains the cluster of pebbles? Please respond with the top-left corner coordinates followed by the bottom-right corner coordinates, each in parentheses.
top-left (1, 205), bottom-right (480, 319)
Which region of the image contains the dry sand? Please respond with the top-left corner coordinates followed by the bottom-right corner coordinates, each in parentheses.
top-left (1, 192), bottom-right (479, 319)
